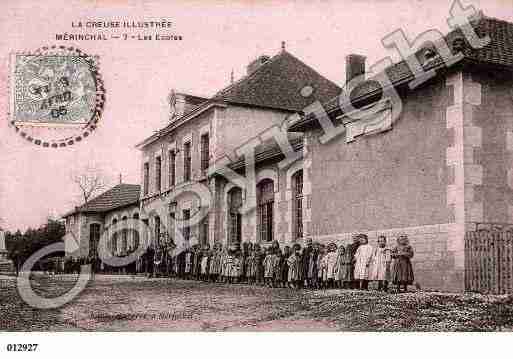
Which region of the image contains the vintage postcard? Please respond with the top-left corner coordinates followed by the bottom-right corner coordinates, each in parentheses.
top-left (1, 0), bottom-right (513, 356)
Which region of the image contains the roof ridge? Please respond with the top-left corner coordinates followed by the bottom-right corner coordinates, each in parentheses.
top-left (214, 50), bottom-right (285, 98)
top-left (73, 183), bottom-right (141, 213)
top-left (140, 48), bottom-right (341, 148)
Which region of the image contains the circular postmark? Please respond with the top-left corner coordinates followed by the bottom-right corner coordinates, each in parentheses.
top-left (8, 45), bottom-right (105, 148)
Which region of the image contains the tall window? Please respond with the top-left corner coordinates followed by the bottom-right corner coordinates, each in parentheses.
top-left (121, 216), bottom-right (128, 254)
top-left (112, 233), bottom-right (118, 254)
top-left (169, 150), bottom-right (176, 187)
top-left (292, 170), bottom-right (303, 240)
top-left (155, 156), bottom-right (162, 192)
top-left (133, 213), bottom-right (140, 249)
top-left (257, 179), bottom-right (274, 242)
top-left (200, 133), bottom-right (209, 174)
top-left (200, 217), bottom-right (209, 247)
top-left (111, 218), bottom-right (118, 255)
top-left (143, 162), bottom-right (149, 195)
top-left (169, 211), bottom-right (175, 244)
top-left (89, 223), bottom-right (101, 257)
top-left (227, 187), bottom-right (242, 245)
top-left (132, 231), bottom-right (140, 252)
top-left (183, 141), bottom-right (191, 182)
top-left (154, 216), bottom-right (161, 246)
top-left (182, 209), bottom-right (191, 242)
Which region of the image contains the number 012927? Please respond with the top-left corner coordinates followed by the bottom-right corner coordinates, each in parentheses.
top-left (6, 344), bottom-right (38, 352)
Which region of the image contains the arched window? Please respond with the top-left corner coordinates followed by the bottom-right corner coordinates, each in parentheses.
top-left (227, 187), bottom-right (243, 245)
top-left (89, 223), bottom-right (101, 257)
top-left (111, 218), bottom-right (118, 254)
top-left (132, 230), bottom-right (140, 251)
top-left (292, 170), bottom-right (303, 240)
top-left (129, 213), bottom-right (140, 252)
top-left (257, 179), bottom-right (274, 242)
top-left (120, 216), bottom-right (128, 254)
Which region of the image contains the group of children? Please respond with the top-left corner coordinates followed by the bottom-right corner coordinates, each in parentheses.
top-left (171, 233), bottom-right (415, 293)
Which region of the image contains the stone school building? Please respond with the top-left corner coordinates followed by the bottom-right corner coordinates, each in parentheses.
top-left (64, 16), bottom-right (513, 292)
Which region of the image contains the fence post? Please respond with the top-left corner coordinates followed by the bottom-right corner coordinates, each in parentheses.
top-left (508, 232), bottom-right (513, 294)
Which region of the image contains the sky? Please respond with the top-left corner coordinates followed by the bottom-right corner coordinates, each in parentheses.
top-left (1, 0), bottom-right (512, 231)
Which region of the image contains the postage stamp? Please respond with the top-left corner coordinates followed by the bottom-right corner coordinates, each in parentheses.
top-left (8, 46), bottom-right (105, 147)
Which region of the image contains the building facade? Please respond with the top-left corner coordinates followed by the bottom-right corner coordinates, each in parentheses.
top-left (63, 183), bottom-right (141, 259)
top-left (289, 16), bottom-right (513, 291)
top-left (63, 16), bottom-right (513, 292)
top-left (136, 48), bottom-right (340, 253)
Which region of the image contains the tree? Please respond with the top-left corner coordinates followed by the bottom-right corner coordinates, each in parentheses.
top-left (71, 164), bottom-right (106, 205)
top-left (5, 220), bottom-right (65, 274)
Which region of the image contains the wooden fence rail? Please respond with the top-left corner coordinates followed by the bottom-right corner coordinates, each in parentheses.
top-left (465, 229), bottom-right (513, 294)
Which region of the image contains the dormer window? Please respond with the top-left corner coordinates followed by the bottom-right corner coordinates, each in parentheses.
top-left (424, 48), bottom-right (437, 60)
top-left (452, 37), bottom-right (466, 53)
top-left (421, 47), bottom-right (438, 66)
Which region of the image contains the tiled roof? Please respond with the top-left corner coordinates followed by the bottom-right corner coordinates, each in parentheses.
top-left (352, 16), bottom-right (513, 98)
top-left (65, 184), bottom-right (140, 216)
top-left (289, 16), bottom-right (513, 131)
top-left (214, 50), bottom-right (341, 111)
top-left (138, 49), bottom-right (341, 148)
top-left (180, 93), bottom-right (209, 116)
top-left (465, 15), bottom-right (513, 67)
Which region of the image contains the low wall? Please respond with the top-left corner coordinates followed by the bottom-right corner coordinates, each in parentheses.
top-left (306, 223), bottom-right (464, 292)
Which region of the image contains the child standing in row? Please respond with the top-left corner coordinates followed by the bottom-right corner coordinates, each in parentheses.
top-left (368, 235), bottom-right (392, 291)
top-left (246, 247), bottom-right (257, 284)
top-left (353, 234), bottom-right (374, 290)
top-left (231, 250), bottom-right (241, 283)
top-left (220, 248), bottom-right (228, 283)
top-left (253, 244), bottom-right (264, 285)
top-left (322, 242), bottom-right (338, 288)
top-left (274, 248), bottom-right (285, 288)
top-left (391, 234), bottom-right (414, 292)
top-left (200, 245), bottom-right (210, 281)
top-left (280, 246), bottom-right (290, 288)
top-left (305, 242), bottom-right (318, 289)
top-left (263, 247), bottom-right (275, 287)
top-left (241, 243), bottom-right (251, 283)
top-left (316, 244), bottom-right (326, 287)
top-left (334, 245), bottom-right (347, 288)
top-left (210, 244), bottom-right (222, 282)
top-left (223, 248), bottom-right (234, 283)
top-left (184, 248), bottom-right (193, 279)
top-left (287, 244), bottom-right (302, 289)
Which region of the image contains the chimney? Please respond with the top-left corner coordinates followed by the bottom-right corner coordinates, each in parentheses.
top-left (247, 55), bottom-right (270, 75)
top-left (168, 90), bottom-right (208, 122)
top-left (345, 54), bottom-right (366, 85)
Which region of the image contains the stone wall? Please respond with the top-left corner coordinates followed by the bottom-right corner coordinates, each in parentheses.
top-left (468, 70), bottom-right (513, 223)
top-left (309, 76), bottom-right (452, 233)
top-left (302, 67), bottom-right (513, 292)
top-left (309, 223), bottom-right (460, 292)
top-left (305, 71), bottom-right (466, 291)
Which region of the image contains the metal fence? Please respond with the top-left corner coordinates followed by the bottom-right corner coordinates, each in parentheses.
top-left (465, 225), bottom-right (513, 294)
